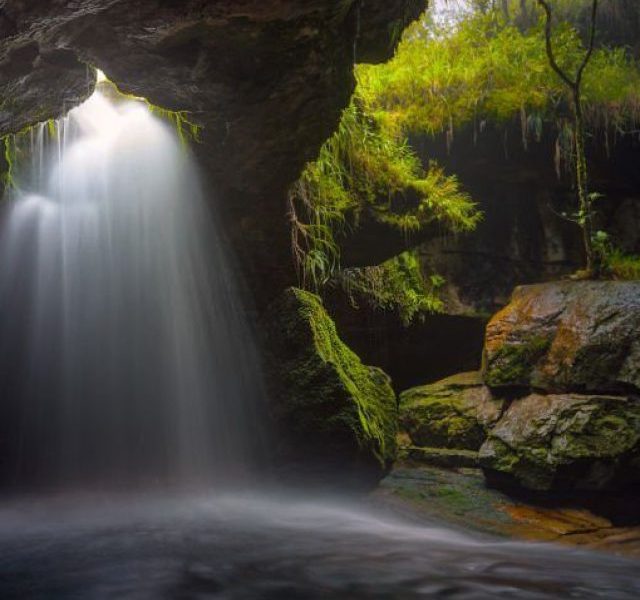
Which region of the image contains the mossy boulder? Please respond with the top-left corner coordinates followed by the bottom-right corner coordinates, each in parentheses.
top-left (399, 372), bottom-right (505, 451)
top-left (479, 393), bottom-right (640, 491)
top-left (263, 287), bottom-right (397, 481)
top-left (484, 281), bottom-right (640, 394)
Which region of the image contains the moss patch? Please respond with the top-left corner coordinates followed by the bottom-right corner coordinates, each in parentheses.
top-left (484, 335), bottom-right (551, 388)
top-left (399, 372), bottom-right (503, 451)
top-left (264, 287), bottom-right (397, 473)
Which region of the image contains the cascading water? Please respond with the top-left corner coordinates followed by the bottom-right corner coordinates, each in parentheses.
top-left (0, 80), bottom-right (265, 488)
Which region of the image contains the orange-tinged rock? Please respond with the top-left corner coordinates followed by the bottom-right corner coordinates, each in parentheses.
top-left (483, 281), bottom-right (640, 393)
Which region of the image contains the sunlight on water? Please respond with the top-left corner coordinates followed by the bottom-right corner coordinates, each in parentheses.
top-left (0, 86), bottom-right (266, 489)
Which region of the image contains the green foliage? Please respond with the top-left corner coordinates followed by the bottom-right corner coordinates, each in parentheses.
top-left (291, 1), bottom-right (640, 301)
top-left (1, 136), bottom-right (15, 194)
top-left (289, 100), bottom-right (480, 292)
top-left (357, 8), bottom-right (640, 146)
top-left (338, 250), bottom-right (445, 325)
top-left (591, 230), bottom-right (640, 280)
top-left (607, 250), bottom-right (640, 281)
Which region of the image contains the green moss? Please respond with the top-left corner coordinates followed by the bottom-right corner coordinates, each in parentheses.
top-left (404, 446), bottom-right (479, 469)
top-left (1, 119), bottom-right (62, 196)
top-left (339, 249), bottom-right (445, 325)
top-left (288, 100), bottom-right (480, 289)
top-left (482, 438), bottom-right (555, 491)
top-left (432, 485), bottom-right (476, 514)
top-left (46, 119), bottom-right (57, 139)
top-left (96, 75), bottom-right (203, 146)
top-left (0, 136), bottom-right (14, 194)
top-left (485, 335), bottom-right (551, 388)
top-left (400, 380), bottom-right (487, 450)
top-left (556, 407), bottom-right (640, 460)
top-left (267, 288), bottom-right (397, 469)
top-left (148, 105), bottom-right (202, 146)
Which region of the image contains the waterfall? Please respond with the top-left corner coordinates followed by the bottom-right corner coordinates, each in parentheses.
top-left (0, 81), bottom-right (266, 489)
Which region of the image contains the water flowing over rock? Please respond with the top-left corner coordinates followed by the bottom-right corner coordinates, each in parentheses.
top-left (0, 84), bottom-right (266, 488)
top-left (263, 287), bottom-right (397, 482)
top-left (484, 281), bottom-right (640, 394)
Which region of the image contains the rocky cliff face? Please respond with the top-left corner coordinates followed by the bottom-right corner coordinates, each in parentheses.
top-left (412, 126), bottom-right (640, 318)
top-left (0, 0), bottom-right (425, 303)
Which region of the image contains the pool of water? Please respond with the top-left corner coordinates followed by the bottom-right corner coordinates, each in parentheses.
top-left (0, 491), bottom-right (638, 599)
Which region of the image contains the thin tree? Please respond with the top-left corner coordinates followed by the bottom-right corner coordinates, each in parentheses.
top-left (536, 0), bottom-right (599, 275)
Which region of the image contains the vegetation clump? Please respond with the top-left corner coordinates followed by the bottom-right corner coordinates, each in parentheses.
top-left (338, 250), bottom-right (445, 326)
top-left (288, 100), bottom-right (480, 294)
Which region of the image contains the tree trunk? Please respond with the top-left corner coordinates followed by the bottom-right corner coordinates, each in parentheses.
top-left (573, 89), bottom-right (594, 273)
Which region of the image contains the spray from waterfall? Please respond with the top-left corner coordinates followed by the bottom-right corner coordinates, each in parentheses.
top-left (0, 75), bottom-right (266, 489)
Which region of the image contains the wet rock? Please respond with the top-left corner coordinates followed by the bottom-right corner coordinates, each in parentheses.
top-left (263, 287), bottom-right (397, 481)
top-left (399, 372), bottom-right (505, 451)
top-left (479, 392), bottom-right (640, 491)
top-left (483, 281), bottom-right (640, 394)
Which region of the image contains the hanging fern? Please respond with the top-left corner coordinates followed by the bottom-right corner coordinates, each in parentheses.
top-left (289, 100), bottom-right (479, 290)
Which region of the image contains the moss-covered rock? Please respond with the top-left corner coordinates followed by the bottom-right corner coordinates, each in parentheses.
top-left (263, 287), bottom-right (397, 480)
top-left (399, 372), bottom-right (505, 451)
top-left (402, 446), bottom-right (480, 469)
top-left (479, 393), bottom-right (640, 491)
top-left (484, 281), bottom-right (640, 394)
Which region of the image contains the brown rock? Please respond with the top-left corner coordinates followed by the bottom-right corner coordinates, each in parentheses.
top-left (483, 281), bottom-right (640, 393)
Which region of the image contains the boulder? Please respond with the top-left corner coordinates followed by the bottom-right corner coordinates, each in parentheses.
top-left (479, 393), bottom-right (640, 491)
top-left (263, 287), bottom-right (397, 480)
top-left (399, 371), bottom-right (505, 451)
top-left (483, 281), bottom-right (640, 394)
